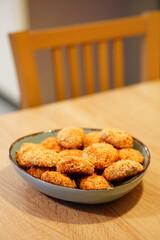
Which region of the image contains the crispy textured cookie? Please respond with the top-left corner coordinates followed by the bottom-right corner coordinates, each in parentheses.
top-left (16, 148), bottom-right (60, 168)
top-left (78, 174), bottom-right (113, 190)
top-left (16, 142), bottom-right (45, 159)
top-left (16, 142), bottom-right (45, 167)
top-left (59, 149), bottom-right (83, 158)
top-left (101, 128), bottom-right (133, 148)
top-left (56, 156), bottom-right (94, 175)
top-left (57, 127), bottom-right (85, 148)
top-left (18, 142), bottom-right (45, 152)
top-left (82, 142), bottom-right (118, 170)
top-left (118, 148), bottom-right (144, 164)
top-left (27, 166), bottom-right (55, 179)
top-left (41, 171), bottom-right (76, 188)
top-left (83, 131), bottom-right (102, 148)
top-left (103, 160), bottom-right (144, 181)
top-left (41, 137), bottom-right (62, 152)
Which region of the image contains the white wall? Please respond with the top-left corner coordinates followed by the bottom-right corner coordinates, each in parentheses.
top-left (0, 0), bottom-right (29, 105)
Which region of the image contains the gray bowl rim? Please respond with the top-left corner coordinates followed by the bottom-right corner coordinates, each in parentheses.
top-left (8, 128), bottom-right (150, 192)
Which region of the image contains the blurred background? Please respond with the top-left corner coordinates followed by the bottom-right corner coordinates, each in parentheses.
top-left (0, 0), bottom-right (160, 114)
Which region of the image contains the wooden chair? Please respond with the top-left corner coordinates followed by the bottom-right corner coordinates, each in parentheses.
top-left (9, 11), bottom-right (160, 109)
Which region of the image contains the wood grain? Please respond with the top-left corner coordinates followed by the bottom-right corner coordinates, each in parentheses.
top-left (52, 47), bottom-right (66, 101)
top-left (9, 32), bottom-right (42, 108)
top-left (97, 41), bottom-right (109, 91)
top-left (145, 11), bottom-right (160, 81)
top-left (0, 81), bottom-right (160, 240)
top-left (113, 39), bottom-right (124, 88)
top-left (30, 16), bottom-right (146, 49)
top-left (67, 45), bottom-right (81, 97)
top-left (83, 43), bottom-right (95, 94)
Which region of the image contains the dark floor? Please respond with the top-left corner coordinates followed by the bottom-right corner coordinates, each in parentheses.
top-left (0, 97), bottom-right (18, 115)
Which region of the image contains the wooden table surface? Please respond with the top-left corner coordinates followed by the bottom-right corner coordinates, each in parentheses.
top-left (0, 81), bottom-right (160, 240)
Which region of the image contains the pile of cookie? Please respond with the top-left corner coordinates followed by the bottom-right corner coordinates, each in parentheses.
top-left (16, 128), bottom-right (144, 190)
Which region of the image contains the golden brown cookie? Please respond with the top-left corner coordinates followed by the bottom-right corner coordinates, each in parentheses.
top-left (82, 142), bottom-right (118, 170)
top-left (18, 142), bottom-right (45, 153)
top-left (83, 131), bottom-right (102, 148)
top-left (78, 174), bottom-right (113, 190)
top-left (118, 148), bottom-right (144, 164)
top-left (56, 156), bottom-right (94, 175)
top-left (100, 128), bottom-right (133, 148)
top-left (41, 171), bottom-right (76, 188)
top-left (59, 149), bottom-right (83, 158)
top-left (103, 160), bottom-right (144, 181)
top-left (27, 166), bottom-right (55, 179)
top-left (57, 127), bottom-right (85, 148)
top-left (16, 148), bottom-right (60, 168)
top-left (41, 137), bottom-right (61, 152)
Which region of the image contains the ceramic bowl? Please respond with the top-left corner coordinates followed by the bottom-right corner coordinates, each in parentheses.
top-left (8, 129), bottom-right (150, 204)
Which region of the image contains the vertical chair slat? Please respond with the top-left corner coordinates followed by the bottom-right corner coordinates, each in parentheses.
top-left (143, 11), bottom-right (160, 81)
top-left (83, 43), bottom-right (95, 94)
top-left (9, 31), bottom-right (42, 108)
top-left (52, 48), bottom-right (66, 101)
top-left (97, 41), bottom-right (109, 91)
top-left (67, 45), bottom-right (81, 97)
top-left (113, 39), bottom-right (124, 88)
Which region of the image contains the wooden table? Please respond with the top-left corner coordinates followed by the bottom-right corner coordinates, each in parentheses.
top-left (0, 81), bottom-right (160, 240)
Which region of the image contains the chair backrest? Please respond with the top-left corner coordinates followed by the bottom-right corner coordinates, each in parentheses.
top-left (9, 11), bottom-right (160, 109)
